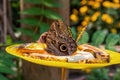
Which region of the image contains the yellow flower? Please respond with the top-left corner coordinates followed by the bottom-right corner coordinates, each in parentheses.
top-left (93, 2), bottom-right (100, 9)
top-left (77, 26), bottom-right (82, 32)
top-left (95, 11), bottom-right (100, 16)
top-left (81, 20), bottom-right (88, 26)
top-left (111, 28), bottom-right (117, 33)
top-left (88, 1), bottom-right (101, 9)
top-left (77, 25), bottom-right (87, 32)
top-left (84, 16), bottom-right (90, 22)
top-left (95, 0), bottom-right (103, 3)
top-left (103, 1), bottom-right (113, 8)
top-left (80, 0), bottom-right (87, 5)
top-left (70, 14), bottom-right (79, 22)
top-left (91, 15), bottom-right (97, 22)
top-left (113, 3), bottom-right (120, 8)
top-left (101, 14), bottom-right (113, 24)
top-left (91, 11), bottom-right (100, 22)
top-left (101, 14), bottom-right (109, 21)
top-left (117, 22), bottom-right (120, 28)
top-left (106, 17), bottom-right (113, 24)
top-left (79, 6), bottom-right (88, 14)
top-left (113, 0), bottom-right (119, 3)
top-left (72, 9), bottom-right (79, 15)
top-left (88, 1), bottom-right (95, 6)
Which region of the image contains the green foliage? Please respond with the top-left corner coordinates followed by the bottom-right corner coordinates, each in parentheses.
top-left (24, 0), bottom-right (62, 7)
top-left (21, 7), bottom-right (62, 20)
top-left (41, 0), bottom-right (62, 8)
top-left (6, 35), bottom-right (13, 45)
top-left (24, 0), bottom-right (42, 4)
top-left (91, 30), bottom-right (106, 47)
top-left (70, 0), bottom-right (120, 52)
top-left (78, 32), bottom-right (89, 44)
top-left (106, 33), bottom-right (120, 46)
top-left (71, 27), bottom-right (89, 44)
top-left (119, 33), bottom-right (120, 45)
top-left (18, 28), bottom-right (35, 37)
top-left (105, 33), bottom-right (120, 51)
top-left (71, 27), bottom-right (76, 39)
top-left (19, 0), bottom-right (63, 41)
top-left (39, 22), bottom-right (49, 35)
top-left (0, 74), bottom-right (8, 80)
top-left (86, 68), bottom-right (110, 80)
top-left (43, 10), bottom-right (62, 20)
top-left (0, 50), bottom-right (16, 80)
top-left (19, 18), bottom-right (40, 26)
top-left (21, 7), bottom-right (44, 15)
top-left (113, 68), bottom-right (120, 80)
top-left (0, 63), bottom-right (15, 74)
top-left (75, 29), bottom-right (120, 51)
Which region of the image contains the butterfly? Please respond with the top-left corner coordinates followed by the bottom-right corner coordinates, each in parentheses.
top-left (37, 20), bottom-right (77, 56)
top-left (15, 19), bottom-right (109, 63)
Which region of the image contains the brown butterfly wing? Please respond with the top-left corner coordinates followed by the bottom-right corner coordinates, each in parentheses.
top-left (43, 20), bottom-right (77, 56)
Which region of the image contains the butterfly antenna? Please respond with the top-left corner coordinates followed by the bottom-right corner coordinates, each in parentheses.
top-left (67, 26), bottom-right (73, 37)
top-left (76, 26), bottom-right (87, 42)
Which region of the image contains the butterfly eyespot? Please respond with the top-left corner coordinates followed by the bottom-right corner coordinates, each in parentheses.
top-left (58, 41), bottom-right (61, 44)
top-left (59, 44), bottom-right (67, 52)
top-left (51, 40), bottom-right (56, 44)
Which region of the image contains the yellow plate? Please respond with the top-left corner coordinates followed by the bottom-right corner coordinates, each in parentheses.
top-left (6, 44), bottom-right (120, 69)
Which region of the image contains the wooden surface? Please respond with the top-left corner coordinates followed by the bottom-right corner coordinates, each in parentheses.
top-left (22, 60), bottom-right (62, 80)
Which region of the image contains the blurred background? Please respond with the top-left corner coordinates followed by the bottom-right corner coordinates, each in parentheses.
top-left (0, 0), bottom-right (120, 80)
